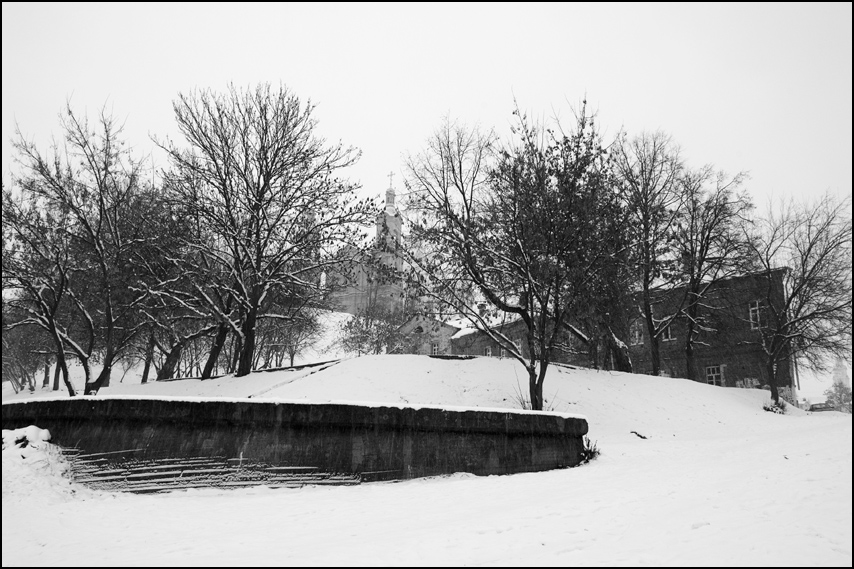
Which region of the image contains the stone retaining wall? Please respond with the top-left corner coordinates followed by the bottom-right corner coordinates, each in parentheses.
top-left (2, 398), bottom-right (588, 492)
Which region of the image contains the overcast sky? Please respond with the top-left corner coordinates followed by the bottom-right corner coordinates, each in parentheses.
top-left (2, 2), bottom-right (851, 209)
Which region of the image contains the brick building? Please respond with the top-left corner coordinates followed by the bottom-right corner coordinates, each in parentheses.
top-left (627, 269), bottom-right (796, 395)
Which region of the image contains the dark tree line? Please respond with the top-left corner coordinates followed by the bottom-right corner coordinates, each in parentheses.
top-left (2, 83), bottom-right (373, 395)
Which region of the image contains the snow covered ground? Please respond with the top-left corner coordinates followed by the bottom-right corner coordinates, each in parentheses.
top-left (3, 355), bottom-right (852, 566)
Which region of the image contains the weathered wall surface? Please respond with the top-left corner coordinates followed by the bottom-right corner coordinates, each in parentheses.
top-left (2, 398), bottom-right (588, 492)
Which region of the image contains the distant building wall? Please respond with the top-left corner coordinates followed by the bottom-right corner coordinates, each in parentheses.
top-left (450, 319), bottom-right (588, 367)
top-left (332, 258), bottom-right (405, 316)
top-left (627, 269), bottom-right (795, 393)
top-left (398, 315), bottom-right (459, 355)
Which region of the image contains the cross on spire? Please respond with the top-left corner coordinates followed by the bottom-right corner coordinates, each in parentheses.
top-left (384, 171), bottom-right (397, 214)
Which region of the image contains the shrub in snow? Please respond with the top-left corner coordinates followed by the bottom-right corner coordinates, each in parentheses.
top-left (511, 381), bottom-right (557, 411)
top-left (762, 399), bottom-right (787, 415)
top-left (579, 436), bottom-right (600, 464)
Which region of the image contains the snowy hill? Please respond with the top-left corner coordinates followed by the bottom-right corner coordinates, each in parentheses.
top-left (0, 354), bottom-right (824, 443)
top-left (3, 354), bottom-right (851, 566)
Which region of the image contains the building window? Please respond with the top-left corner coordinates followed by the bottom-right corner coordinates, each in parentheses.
top-left (630, 320), bottom-right (644, 346)
top-left (706, 365), bottom-right (723, 386)
top-left (749, 300), bottom-right (762, 329)
top-left (431, 343), bottom-right (439, 356)
top-left (484, 346), bottom-right (492, 357)
top-left (661, 324), bottom-right (674, 342)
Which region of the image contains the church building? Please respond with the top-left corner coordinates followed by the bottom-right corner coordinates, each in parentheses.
top-left (332, 179), bottom-right (406, 316)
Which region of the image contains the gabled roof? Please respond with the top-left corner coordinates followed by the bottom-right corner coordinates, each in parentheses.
top-left (399, 314), bottom-right (461, 334)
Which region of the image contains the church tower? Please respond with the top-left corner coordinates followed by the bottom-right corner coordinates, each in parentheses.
top-left (377, 175), bottom-right (402, 250)
top-left (369, 174), bottom-right (405, 314)
top-left (331, 173), bottom-right (406, 315)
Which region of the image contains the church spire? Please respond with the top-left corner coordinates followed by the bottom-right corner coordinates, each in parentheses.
top-left (385, 171), bottom-right (397, 215)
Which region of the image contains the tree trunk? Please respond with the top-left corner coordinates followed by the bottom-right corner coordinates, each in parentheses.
top-left (141, 333), bottom-right (155, 384)
top-left (528, 364), bottom-right (546, 411)
top-left (608, 329), bottom-right (633, 373)
top-left (52, 360), bottom-right (61, 391)
top-left (201, 324), bottom-right (229, 379)
top-left (685, 312), bottom-right (697, 381)
top-left (685, 340), bottom-right (698, 382)
top-left (55, 358), bottom-right (71, 396)
top-left (767, 361), bottom-right (779, 403)
top-left (228, 333), bottom-right (242, 374)
top-left (42, 360), bottom-right (51, 388)
top-left (8, 374), bottom-right (21, 393)
top-left (46, 325), bottom-right (75, 396)
top-left (54, 352), bottom-right (73, 397)
top-left (236, 310), bottom-right (257, 377)
top-left (84, 350), bottom-right (113, 395)
top-left (684, 301), bottom-right (700, 381)
top-left (649, 334), bottom-right (661, 375)
top-left (157, 343), bottom-right (184, 380)
top-left (643, 302), bottom-right (661, 376)
top-left (79, 359), bottom-right (92, 392)
top-left (587, 335), bottom-right (601, 370)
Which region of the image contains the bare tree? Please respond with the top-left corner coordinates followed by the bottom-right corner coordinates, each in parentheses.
top-left (1, 306), bottom-right (53, 394)
top-left (2, 188), bottom-right (78, 395)
top-left (614, 131), bottom-right (684, 376)
top-left (278, 311), bottom-right (324, 367)
top-left (11, 105), bottom-right (153, 394)
top-left (405, 105), bottom-right (624, 410)
top-left (128, 194), bottom-right (225, 381)
top-left (160, 83), bottom-right (374, 377)
top-left (673, 166), bottom-right (753, 381)
top-left (748, 193), bottom-right (852, 403)
top-left (252, 292), bottom-right (326, 369)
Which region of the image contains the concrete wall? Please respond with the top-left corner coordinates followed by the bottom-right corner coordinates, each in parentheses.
top-left (2, 398), bottom-right (588, 492)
